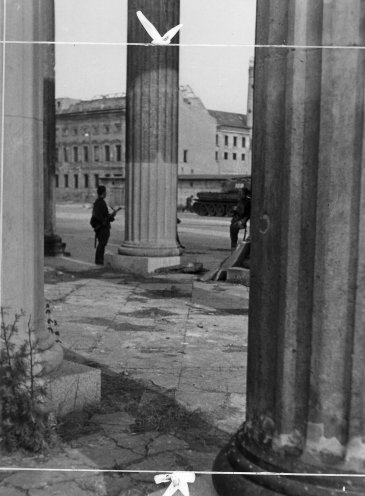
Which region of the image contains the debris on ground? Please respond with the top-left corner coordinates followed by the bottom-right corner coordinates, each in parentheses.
top-left (154, 262), bottom-right (204, 274)
top-left (200, 240), bottom-right (250, 283)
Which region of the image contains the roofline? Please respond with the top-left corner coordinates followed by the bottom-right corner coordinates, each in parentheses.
top-left (56, 108), bottom-right (125, 118)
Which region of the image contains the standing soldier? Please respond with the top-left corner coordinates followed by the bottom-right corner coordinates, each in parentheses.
top-left (90, 186), bottom-right (116, 265)
top-left (230, 187), bottom-right (251, 252)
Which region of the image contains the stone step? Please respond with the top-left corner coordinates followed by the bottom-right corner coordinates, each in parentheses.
top-left (226, 267), bottom-right (250, 285)
top-left (47, 360), bottom-right (101, 416)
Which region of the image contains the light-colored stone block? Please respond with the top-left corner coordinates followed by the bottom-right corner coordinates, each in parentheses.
top-left (47, 360), bottom-right (101, 416)
top-left (105, 253), bottom-right (181, 275)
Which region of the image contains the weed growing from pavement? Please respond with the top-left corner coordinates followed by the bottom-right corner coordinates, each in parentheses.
top-left (59, 369), bottom-right (228, 451)
top-left (0, 308), bottom-right (58, 453)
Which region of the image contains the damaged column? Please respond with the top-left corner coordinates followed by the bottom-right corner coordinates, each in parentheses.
top-left (107, 0), bottom-right (181, 274)
top-left (213, 0), bottom-right (365, 495)
top-left (0, 1), bottom-right (63, 377)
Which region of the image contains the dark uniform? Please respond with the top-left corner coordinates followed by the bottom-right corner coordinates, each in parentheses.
top-left (92, 197), bottom-right (112, 265)
top-left (230, 190), bottom-right (251, 251)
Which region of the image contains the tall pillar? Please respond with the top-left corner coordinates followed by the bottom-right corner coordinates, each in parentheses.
top-left (246, 57), bottom-right (254, 171)
top-left (43, 0), bottom-right (64, 256)
top-left (0, 1), bottom-right (62, 373)
top-left (110, 0), bottom-right (181, 273)
top-left (213, 1), bottom-right (365, 495)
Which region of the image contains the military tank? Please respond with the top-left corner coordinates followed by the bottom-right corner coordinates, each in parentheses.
top-left (192, 176), bottom-right (251, 217)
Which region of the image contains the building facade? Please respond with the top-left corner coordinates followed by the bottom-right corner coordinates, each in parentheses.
top-left (55, 83), bottom-right (252, 203)
top-left (55, 95), bottom-right (126, 201)
top-left (209, 110), bottom-right (251, 175)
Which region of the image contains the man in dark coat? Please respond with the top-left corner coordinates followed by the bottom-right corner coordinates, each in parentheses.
top-left (230, 187), bottom-right (251, 252)
top-left (91, 186), bottom-right (115, 265)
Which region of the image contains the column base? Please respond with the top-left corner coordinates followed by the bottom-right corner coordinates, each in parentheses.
top-left (105, 253), bottom-right (181, 275)
top-left (44, 234), bottom-right (66, 256)
top-left (212, 439), bottom-right (365, 496)
top-left (118, 241), bottom-right (181, 257)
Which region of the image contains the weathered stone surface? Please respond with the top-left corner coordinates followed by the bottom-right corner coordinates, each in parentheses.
top-left (214, 0), bottom-right (365, 494)
top-left (108, 432), bottom-right (158, 455)
top-left (148, 435), bottom-right (189, 455)
top-left (6, 470), bottom-right (70, 489)
top-left (0, 487), bottom-right (25, 496)
top-left (91, 412), bottom-right (135, 429)
top-left (118, 0), bottom-right (181, 260)
top-left (29, 480), bottom-right (104, 496)
top-left (47, 360), bottom-right (101, 416)
top-left (128, 454), bottom-right (179, 482)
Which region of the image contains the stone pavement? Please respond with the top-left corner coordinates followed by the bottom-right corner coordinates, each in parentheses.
top-left (1, 257), bottom-right (249, 496)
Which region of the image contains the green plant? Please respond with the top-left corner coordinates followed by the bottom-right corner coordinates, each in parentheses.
top-left (0, 309), bottom-right (58, 453)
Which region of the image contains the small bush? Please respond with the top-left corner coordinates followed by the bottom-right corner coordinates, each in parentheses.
top-left (0, 309), bottom-right (58, 453)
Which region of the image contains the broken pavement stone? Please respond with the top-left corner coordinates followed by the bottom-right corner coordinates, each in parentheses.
top-left (148, 434), bottom-right (189, 455)
top-left (90, 412), bottom-right (135, 431)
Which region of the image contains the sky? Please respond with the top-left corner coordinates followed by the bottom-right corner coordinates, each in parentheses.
top-left (55, 0), bottom-right (256, 114)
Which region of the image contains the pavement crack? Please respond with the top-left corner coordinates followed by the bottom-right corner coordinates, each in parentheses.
top-left (45, 282), bottom-right (87, 304)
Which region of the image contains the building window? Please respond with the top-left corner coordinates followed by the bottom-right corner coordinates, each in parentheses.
top-left (224, 135), bottom-right (228, 146)
top-left (93, 126), bottom-right (99, 135)
top-left (94, 145), bottom-right (100, 161)
top-left (94, 174), bottom-right (99, 187)
top-left (84, 174), bottom-right (89, 188)
top-left (242, 137), bottom-right (246, 148)
top-left (62, 127), bottom-right (69, 136)
top-left (74, 174), bottom-right (79, 189)
top-left (55, 147), bottom-right (59, 163)
top-left (224, 152), bottom-right (228, 160)
top-left (116, 144), bottom-right (122, 162)
top-left (105, 145), bottom-right (110, 162)
top-left (241, 153), bottom-right (246, 161)
top-left (190, 169), bottom-right (194, 174)
top-left (55, 174), bottom-right (59, 188)
top-left (183, 150), bottom-right (188, 163)
top-left (72, 128), bottom-right (78, 136)
top-left (83, 146), bottom-right (89, 162)
top-left (104, 125), bottom-right (110, 134)
top-left (63, 147), bottom-right (68, 162)
top-left (73, 146), bottom-right (78, 162)
top-left (64, 174), bottom-right (69, 188)
top-left (216, 134), bottom-right (219, 145)
top-left (114, 122), bottom-right (121, 132)
top-left (215, 151), bottom-right (218, 161)
top-left (233, 153), bottom-right (237, 160)
top-left (233, 136), bottom-right (237, 147)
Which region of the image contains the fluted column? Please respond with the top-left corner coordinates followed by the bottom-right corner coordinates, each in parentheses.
top-left (213, 1), bottom-right (365, 494)
top-left (119, 0), bottom-right (180, 258)
top-left (0, 1), bottom-right (62, 373)
top-left (43, 0), bottom-right (64, 256)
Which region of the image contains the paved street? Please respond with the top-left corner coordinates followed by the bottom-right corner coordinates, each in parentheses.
top-left (55, 203), bottom-right (232, 271)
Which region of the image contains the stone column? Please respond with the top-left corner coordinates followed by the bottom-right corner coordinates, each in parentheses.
top-left (213, 1), bottom-right (365, 495)
top-left (43, 0), bottom-right (64, 256)
top-left (110, 0), bottom-right (181, 274)
top-left (0, 0), bottom-right (62, 373)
